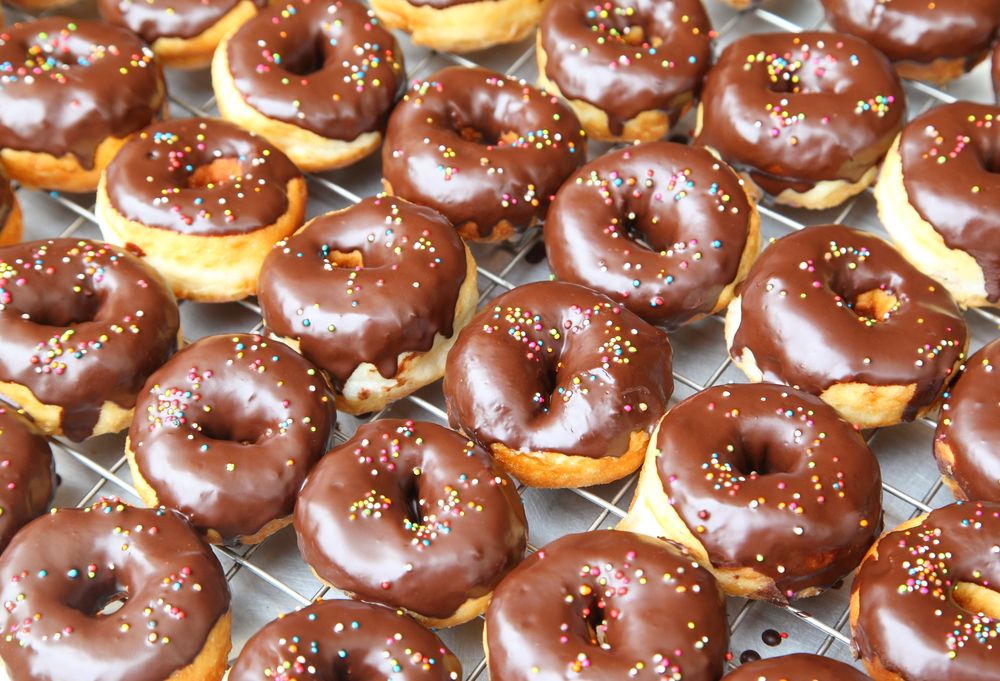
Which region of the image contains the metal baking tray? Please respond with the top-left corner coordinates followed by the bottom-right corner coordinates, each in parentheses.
top-left (3, 0), bottom-right (998, 677)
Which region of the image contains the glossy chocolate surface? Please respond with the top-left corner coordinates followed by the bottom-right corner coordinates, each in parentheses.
top-left (852, 502), bottom-right (1000, 681)
top-left (0, 173), bottom-right (12, 228)
top-left (445, 280), bottom-right (672, 459)
top-left (654, 383), bottom-right (882, 602)
top-left (0, 239), bottom-right (181, 441)
top-left (106, 117), bottom-right (303, 237)
top-left (486, 530), bottom-right (729, 681)
top-left (130, 334), bottom-right (335, 542)
top-left (936, 338), bottom-right (1000, 502)
top-left (0, 499), bottom-right (231, 681)
top-left (545, 141), bottom-right (754, 328)
top-left (382, 66), bottom-right (586, 237)
top-left (0, 405), bottom-right (54, 553)
top-left (539, 0), bottom-right (712, 135)
top-left (897, 102), bottom-right (1000, 302)
top-left (226, 0), bottom-right (404, 141)
top-left (731, 225), bottom-right (967, 420)
top-left (697, 32), bottom-right (904, 195)
top-left (295, 419), bottom-right (527, 618)
top-left (230, 599), bottom-right (461, 680)
top-left (0, 17), bottom-right (164, 168)
top-left (258, 196), bottom-right (470, 387)
top-left (99, 0), bottom-right (267, 42)
top-left (724, 653), bottom-right (871, 680)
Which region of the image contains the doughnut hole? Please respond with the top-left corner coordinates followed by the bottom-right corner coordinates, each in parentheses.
top-left (63, 576), bottom-right (129, 619)
top-left (187, 158), bottom-right (246, 188)
top-left (852, 288), bottom-right (900, 322)
top-left (280, 38), bottom-right (330, 77)
top-left (15, 284), bottom-right (101, 326)
top-left (952, 581), bottom-right (1000, 620)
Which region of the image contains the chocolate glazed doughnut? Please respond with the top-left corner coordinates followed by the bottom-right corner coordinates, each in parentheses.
top-left (213, 0), bottom-right (405, 172)
top-left (295, 419), bottom-right (527, 627)
top-left (696, 32), bottom-right (905, 210)
top-left (620, 383), bottom-right (883, 603)
top-left (0, 171), bottom-right (21, 247)
top-left (382, 66), bottom-right (586, 242)
top-left (230, 599), bottom-right (462, 680)
top-left (545, 141), bottom-right (760, 329)
top-left (723, 653), bottom-right (871, 680)
top-left (822, 0), bottom-right (1000, 84)
top-left (0, 239), bottom-right (181, 441)
top-left (875, 103), bottom-right (1000, 308)
top-left (851, 502), bottom-right (1000, 681)
top-left (0, 405), bottom-right (54, 553)
top-left (725, 224), bottom-right (967, 428)
top-left (127, 334), bottom-right (335, 545)
top-left (444, 280), bottom-right (673, 488)
top-left (935, 338), bottom-right (1000, 503)
top-left (485, 530), bottom-right (729, 681)
top-left (537, 0), bottom-right (713, 142)
top-left (0, 499), bottom-right (232, 681)
top-left (0, 17), bottom-right (165, 193)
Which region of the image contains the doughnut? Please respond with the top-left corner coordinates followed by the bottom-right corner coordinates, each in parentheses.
top-left (544, 141), bottom-right (760, 329)
top-left (0, 498), bottom-right (232, 681)
top-left (230, 599), bottom-right (462, 680)
top-left (994, 42), bottom-right (1000, 102)
top-left (0, 239), bottom-right (181, 441)
top-left (382, 66), bottom-right (586, 242)
top-left (537, 0), bottom-right (713, 142)
top-left (370, 0), bottom-right (543, 53)
top-left (98, 0), bottom-right (267, 70)
top-left (0, 404), bottom-right (54, 553)
top-left (875, 102), bottom-right (1000, 309)
top-left (695, 32), bottom-right (905, 210)
top-left (212, 0), bottom-right (405, 173)
top-left (444, 280), bottom-right (674, 488)
top-left (485, 529), bottom-right (729, 680)
top-left (96, 117), bottom-right (307, 303)
top-left (822, 0), bottom-right (1000, 84)
top-left (851, 501), bottom-right (1000, 681)
top-left (724, 654), bottom-right (871, 680)
top-left (0, 17), bottom-right (165, 193)
top-left (258, 196), bottom-right (478, 415)
top-left (127, 334), bottom-right (336, 545)
top-left (620, 383), bottom-right (882, 603)
top-left (935, 338), bottom-right (1000, 503)
top-left (0, 171), bottom-right (21, 247)
top-left (725, 224), bottom-right (967, 428)
top-left (295, 419), bottom-right (527, 627)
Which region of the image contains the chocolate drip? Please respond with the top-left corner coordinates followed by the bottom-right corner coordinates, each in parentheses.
top-left (105, 117), bottom-right (303, 237)
top-left (444, 280), bottom-right (673, 459)
top-left (897, 102), bottom-right (1000, 302)
top-left (539, 0), bottom-right (712, 135)
top-left (0, 18), bottom-right (164, 168)
top-left (724, 653), bottom-right (871, 680)
top-left (0, 405), bottom-right (54, 553)
top-left (295, 419), bottom-right (527, 619)
top-left (99, 0), bottom-right (267, 42)
top-left (731, 225), bottom-right (966, 420)
top-left (544, 141), bottom-right (754, 328)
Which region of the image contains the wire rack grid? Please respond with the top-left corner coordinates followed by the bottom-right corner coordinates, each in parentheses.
top-left (3, 0), bottom-right (1000, 677)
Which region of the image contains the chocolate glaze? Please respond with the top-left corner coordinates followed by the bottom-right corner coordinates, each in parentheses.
top-left (0, 173), bottom-right (13, 228)
top-left (98, 0), bottom-right (267, 43)
top-left (654, 383), bottom-right (882, 602)
top-left (852, 502), bottom-right (1000, 681)
top-left (105, 117), bottom-right (303, 237)
top-left (994, 43), bottom-right (1000, 102)
top-left (936, 338), bottom-right (1000, 502)
top-left (696, 32), bottom-right (904, 196)
top-left (897, 102), bottom-right (1000, 302)
top-left (724, 653), bottom-right (871, 680)
top-left (382, 66), bottom-right (586, 238)
top-left (258, 196), bottom-right (470, 388)
top-left (225, 0), bottom-right (404, 141)
top-left (731, 225), bottom-right (967, 421)
top-left (295, 419), bottom-right (527, 619)
top-left (486, 530), bottom-right (729, 681)
top-left (822, 0), bottom-right (1000, 71)
top-left (0, 498), bottom-right (231, 681)
top-left (539, 0), bottom-right (713, 135)
top-left (0, 18), bottom-right (164, 168)
top-left (545, 141), bottom-right (754, 329)
top-left (0, 405), bottom-right (54, 553)
top-left (444, 281), bottom-right (673, 459)
top-left (0, 239), bottom-right (181, 441)
top-left (129, 334), bottom-right (335, 542)
top-left (230, 599), bottom-right (462, 680)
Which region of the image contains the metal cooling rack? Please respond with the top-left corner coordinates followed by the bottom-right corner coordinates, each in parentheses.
top-left (3, 0), bottom-right (1000, 677)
